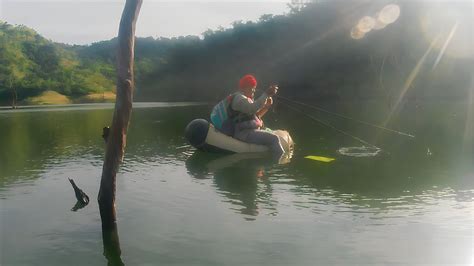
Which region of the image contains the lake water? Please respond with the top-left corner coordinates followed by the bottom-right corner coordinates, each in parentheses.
top-left (0, 102), bottom-right (472, 265)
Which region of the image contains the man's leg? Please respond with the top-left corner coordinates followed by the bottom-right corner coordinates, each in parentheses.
top-left (244, 130), bottom-right (285, 157)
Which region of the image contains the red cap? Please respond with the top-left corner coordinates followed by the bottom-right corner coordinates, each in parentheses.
top-left (239, 75), bottom-right (257, 90)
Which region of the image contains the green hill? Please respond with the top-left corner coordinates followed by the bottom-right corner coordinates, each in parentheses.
top-left (0, 21), bottom-right (114, 105)
top-left (1, 0), bottom-right (472, 106)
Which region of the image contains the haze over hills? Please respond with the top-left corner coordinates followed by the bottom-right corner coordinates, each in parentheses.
top-left (0, 0), bottom-right (472, 106)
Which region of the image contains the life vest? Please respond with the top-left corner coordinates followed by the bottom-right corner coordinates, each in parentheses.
top-left (210, 93), bottom-right (255, 136)
top-left (210, 94), bottom-right (234, 132)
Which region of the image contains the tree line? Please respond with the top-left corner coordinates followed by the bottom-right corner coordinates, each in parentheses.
top-left (0, 22), bottom-right (114, 105)
top-left (1, 0), bottom-right (472, 105)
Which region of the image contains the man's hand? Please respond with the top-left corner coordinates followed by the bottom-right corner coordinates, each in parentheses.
top-left (257, 97), bottom-right (273, 119)
top-left (264, 97), bottom-right (273, 108)
top-left (266, 85), bottom-right (279, 96)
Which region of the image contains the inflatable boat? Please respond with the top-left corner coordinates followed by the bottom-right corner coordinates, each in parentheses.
top-left (185, 119), bottom-right (294, 154)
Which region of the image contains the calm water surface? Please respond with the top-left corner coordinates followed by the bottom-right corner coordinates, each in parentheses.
top-left (0, 102), bottom-right (472, 265)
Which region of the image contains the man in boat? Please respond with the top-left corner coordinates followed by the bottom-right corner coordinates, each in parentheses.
top-left (229, 74), bottom-right (285, 157)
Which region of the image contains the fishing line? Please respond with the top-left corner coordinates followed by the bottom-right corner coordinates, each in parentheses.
top-left (278, 100), bottom-right (381, 150)
top-left (276, 95), bottom-right (415, 138)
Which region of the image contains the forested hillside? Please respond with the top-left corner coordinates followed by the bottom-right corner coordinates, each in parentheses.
top-left (0, 22), bottom-right (114, 105)
top-left (76, 0), bottom-right (474, 102)
top-left (1, 0), bottom-right (472, 105)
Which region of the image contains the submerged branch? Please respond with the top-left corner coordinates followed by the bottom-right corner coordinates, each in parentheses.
top-left (68, 178), bottom-right (90, 210)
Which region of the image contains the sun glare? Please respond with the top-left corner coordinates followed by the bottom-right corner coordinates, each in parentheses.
top-left (381, 34), bottom-right (441, 129)
top-left (464, 77), bottom-right (474, 150)
top-left (432, 21), bottom-right (460, 70)
top-left (420, 3), bottom-right (474, 59)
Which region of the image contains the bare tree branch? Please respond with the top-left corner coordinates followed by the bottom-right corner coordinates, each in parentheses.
top-left (98, 0), bottom-right (143, 228)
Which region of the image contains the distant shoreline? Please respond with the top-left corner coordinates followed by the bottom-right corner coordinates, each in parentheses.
top-left (0, 101), bottom-right (208, 111)
top-left (1, 90), bottom-right (117, 108)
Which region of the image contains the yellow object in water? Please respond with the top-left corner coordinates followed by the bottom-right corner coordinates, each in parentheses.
top-left (304, 155), bottom-right (335, 163)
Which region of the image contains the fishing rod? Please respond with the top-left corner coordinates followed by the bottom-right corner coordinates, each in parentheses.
top-left (276, 95), bottom-right (415, 138)
top-left (278, 100), bottom-right (381, 150)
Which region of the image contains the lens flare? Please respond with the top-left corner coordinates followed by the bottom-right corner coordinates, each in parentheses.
top-left (373, 15), bottom-right (388, 30)
top-left (356, 16), bottom-right (376, 33)
top-left (350, 26), bottom-right (366, 39)
top-left (420, 3), bottom-right (473, 59)
top-left (463, 77), bottom-right (474, 152)
top-left (378, 4), bottom-right (401, 25)
top-left (432, 21), bottom-right (459, 70)
top-left (351, 4), bottom-right (401, 38)
top-left (381, 34), bottom-right (441, 130)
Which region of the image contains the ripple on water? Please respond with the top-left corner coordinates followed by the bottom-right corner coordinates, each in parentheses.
top-left (338, 146), bottom-right (381, 157)
top-left (266, 179), bottom-right (474, 230)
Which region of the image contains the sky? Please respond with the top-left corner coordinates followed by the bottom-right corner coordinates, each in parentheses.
top-left (0, 0), bottom-right (290, 45)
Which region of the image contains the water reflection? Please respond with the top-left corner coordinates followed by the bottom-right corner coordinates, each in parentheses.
top-left (102, 223), bottom-right (124, 266)
top-left (0, 103), bottom-right (473, 264)
top-left (71, 201), bottom-right (88, 212)
top-left (186, 151), bottom-right (277, 220)
top-left (2, 102), bottom-right (472, 207)
top-left (0, 104), bottom-right (210, 187)
top-left (185, 144), bottom-right (474, 224)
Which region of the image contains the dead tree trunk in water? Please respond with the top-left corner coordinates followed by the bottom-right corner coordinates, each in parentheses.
top-left (98, 0), bottom-right (143, 228)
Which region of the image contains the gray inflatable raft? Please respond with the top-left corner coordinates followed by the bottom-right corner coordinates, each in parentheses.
top-left (185, 119), bottom-right (294, 154)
